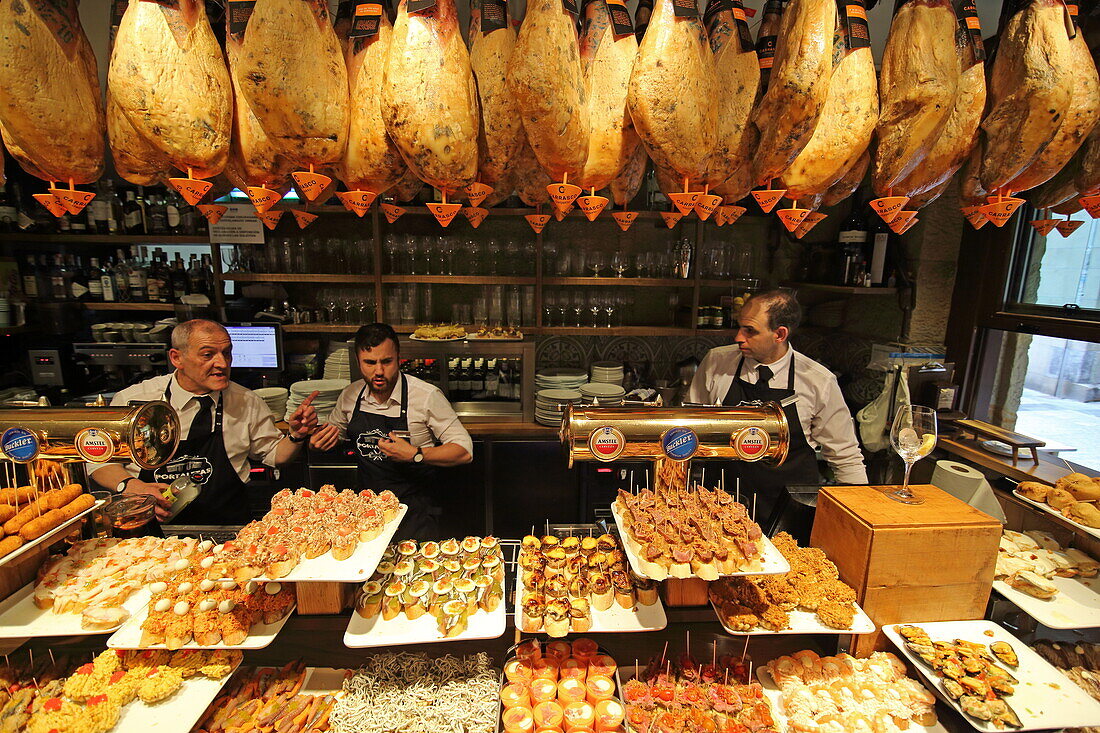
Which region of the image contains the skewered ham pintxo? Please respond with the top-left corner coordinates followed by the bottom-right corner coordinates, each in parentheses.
top-left (614, 486), bottom-right (766, 579)
top-left (210, 486), bottom-right (401, 582)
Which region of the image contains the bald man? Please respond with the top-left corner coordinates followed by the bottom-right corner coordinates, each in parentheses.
top-left (89, 319), bottom-right (319, 524)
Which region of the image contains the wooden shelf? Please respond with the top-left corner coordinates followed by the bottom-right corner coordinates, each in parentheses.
top-left (537, 326), bottom-right (693, 336)
top-left (781, 281), bottom-right (898, 295)
top-left (0, 234), bottom-right (208, 244)
top-left (283, 324), bottom-right (359, 333)
top-left (542, 277), bottom-right (693, 287)
top-left (381, 275), bottom-right (536, 285)
top-left (84, 302), bottom-right (176, 312)
top-left (221, 273), bottom-right (374, 283)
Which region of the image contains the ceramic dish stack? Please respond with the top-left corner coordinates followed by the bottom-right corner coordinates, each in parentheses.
top-left (535, 368), bottom-right (587, 392)
top-left (579, 381), bottom-right (626, 406)
top-left (536, 388), bottom-right (582, 426)
top-left (590, 361), bottom-right (624, 386)
top-left (254, 387), bottom-right (289, 420)
top-left (285, 379), bottom-right (348, 422)
top-left (323, 346), bottom-right (352, 381)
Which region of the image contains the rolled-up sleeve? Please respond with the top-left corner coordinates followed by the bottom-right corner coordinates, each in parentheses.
top-left (424, 389), bottom-right (473, 457)
top-left (810, 376), bottom-right (869, 484)
top-left (246, 393), bottom-right (286, 467)
top-left (326, 384), bottom-right (359, 441)
top-left (688, 352), bottom-right (716, 405)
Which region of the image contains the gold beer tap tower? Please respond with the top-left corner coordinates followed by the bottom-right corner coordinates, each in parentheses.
top-left (0, 403), bottom-right (180, 485)
top-left (560, 402), bottom-right (790, 492)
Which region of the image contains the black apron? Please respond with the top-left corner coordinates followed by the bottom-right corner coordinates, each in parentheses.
top-left (348, 374), bottom-right (440, 541)
top-left (139, 382), bottom-right (252, 525)
top-left (722, 354), bottom-right (820, 495)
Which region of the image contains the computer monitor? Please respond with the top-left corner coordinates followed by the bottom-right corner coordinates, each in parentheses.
top-left (224, 322), bottom-right (283, 371)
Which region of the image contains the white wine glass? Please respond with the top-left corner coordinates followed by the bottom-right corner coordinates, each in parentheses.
top-left (887, 405), bottom-right (937, 505)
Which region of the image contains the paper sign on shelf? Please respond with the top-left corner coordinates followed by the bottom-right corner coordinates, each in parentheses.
top-left (208, 204), bottom-right (264, 244)
top-left (291, 171), bottom-right (332, 202)
top-left (381, 203), bottom-right (406, 223)
top-left (869, 195), bottom-right (908, 223)
top-left (612, 211), bottom-right (638, 231)
top-left (526, 213), bottom-right (551, 234)
top-left (292, 210), bottom-right (318, 229)
top-left (198, 204), bottom-right (229, 227)
top-left (776, 207), bottom-right (810, 232)
top-left (337, 190), bottom-right (377, 217)
top-left (245, 186), bottom-right (282, 213)
top-left (168, 177), bottom-right (213, 206)
top-left (660, 211), bottom-right (682, 229)
top-left (695, 193), bottom-right (721, 221)
top-left (794, 212), bottom-right (827, 239)
top-left (1056, 219), bottom-right (1084, 237)
top-left (49, 187), bottom-right (95, 216)
top-left (463, 207), bottom-right (489, 228)
top-left (577, 194), bottom-right (609, 221)
top-left (750, 189), bottom-right (785, 214)
top-left (1030, 219), bottom-right (1059, 236)
top-left (33, 193), bottom-right (66, 218)
top-left (667, 192), bottom-right (700, 217)
top-left (464, 182), bottom-right (493, 208)
top-left (255, 210), bottom-right (285, 230)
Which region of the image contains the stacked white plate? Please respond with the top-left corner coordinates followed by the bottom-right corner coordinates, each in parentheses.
top-left (579, 381), bottom-right (626, 406)
top-left (591, 361), bottom-right (624, 386)
top-left (254, 387), bottom-right (289, 420)
top-left (536, 388), bottom-right (582, 426)
top-left (535, 368), bottom-right (587, 393)
top-left (285, 379), bottom-right (349, 422)
top-left (323, 349), bottom-right (352, 381)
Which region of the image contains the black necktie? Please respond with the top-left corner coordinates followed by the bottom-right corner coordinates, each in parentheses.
top-left (757, 365), bottom-right (773, 386)
top-left (190, 395), bottom-right (215, 440)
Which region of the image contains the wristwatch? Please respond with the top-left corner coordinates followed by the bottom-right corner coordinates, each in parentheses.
top-left (413, 447), bottom-right (424, 464)
top-left (288, 432), bottom-right (308, 444)
top-left (115, 477), bottom-right (137, 494)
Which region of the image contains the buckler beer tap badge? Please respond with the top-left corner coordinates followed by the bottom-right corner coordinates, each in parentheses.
top-left (588, 427), bottom-right (626, 462)
top-left (661, 427), bottom-right (699, 462)
top-left (733, 426), bottom-right (770, 461)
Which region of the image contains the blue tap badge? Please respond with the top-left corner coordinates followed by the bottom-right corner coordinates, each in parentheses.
top-left (1, 427), bottom-right (40, 463)
top-left (661, 426), bottom-right (699, 462)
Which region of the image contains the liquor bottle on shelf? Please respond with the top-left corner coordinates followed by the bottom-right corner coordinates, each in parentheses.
top-left (485, 358), bottom-right (499, 397)
top-left (87, 258), bottom-right (104, 302)
top-left (123, 190), bottom-right (144, 234)
top-left (866, 216), bottom-right (895, 287)
top-left (164, 190), bottom-right (181, 234)
top-left (49, 255), bottom-right (67, 301)
top-left (100, 258), bottom-right (118, 302)
top-left (187, 255), bottom-right (204, 297)
top-left (0, 183), bottom-right (18, 233)
top-left (113, 249), bottom-right (132, 302)
top-left (146, 249), bottom-right (165, 303)
top-left (200, 254), bottom-right (215, 296)
top-left (836, 192), bottom-right (868, 286)
top-left (170, 254), bottom-right (188, 301)
top-left (70, 255), bottom-right (90, 302)
top-left (69, 204), bottom-right (88, 233)
top-left (147, 191), bottom-right (168, 235)
top-left (21, 256), bottom-right (39, 302)
top-left (472, 358), bottom-right (486, 398)
top-left (128, 248), bottom-right (148, 302)
top-left (90, 181), bottom-right (112, 234)
top-left (107, 180), bottom-right (124, 234)
top-left (458, 358), bottom-right (472, 400)
top-left (447, 358), bottom-right (461, 400)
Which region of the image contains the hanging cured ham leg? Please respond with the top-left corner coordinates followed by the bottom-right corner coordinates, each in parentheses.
top-left (468, 0), bottom-right (523, 192)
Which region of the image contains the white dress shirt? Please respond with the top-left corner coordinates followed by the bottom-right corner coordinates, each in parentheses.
top-left (86, 372), bottom-right (286, 482)
top-left (688, 345), bottom-right (868, 484)
top-left (327, 374), bottom-right (474, 456)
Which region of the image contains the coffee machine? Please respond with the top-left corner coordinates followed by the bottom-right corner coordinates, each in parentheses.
top-left (70, 343), bottom-right (171, 400)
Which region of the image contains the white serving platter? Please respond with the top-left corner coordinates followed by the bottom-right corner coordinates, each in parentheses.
top-left (993, 574), bottom-right (1100, 629)
top-left (883, 620), bottom-right (1100, 731)
top-left (107, 602), bottom-right (295, 651)
top-left (234, 504), bottom-right (407, 583)
top-left (513, 562), bottom-right (667, 635)
top-left (710, 598), bottom-right (875, 636)
top-left (0, 498), bottom-right (104, 571)
top-left (115, 656), bottom-right (241, 733)
top-left (344, 597), bottom-right (506, 648)
top-left (611, 502), bottom-right (789, 581)
top-left (409, 336), bottom-right (464, 342)
top-left (0, 583), bottom-right (150, 638)
top-left (1012, 490), bottom-right (1100, 541)
top-left (755, 665), bottom-right (949, 733)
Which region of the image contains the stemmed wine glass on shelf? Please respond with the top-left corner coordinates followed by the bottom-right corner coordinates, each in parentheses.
top-left (886, 405), bottom-right (938, 504)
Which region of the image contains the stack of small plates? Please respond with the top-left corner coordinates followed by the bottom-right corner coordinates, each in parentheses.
top-left (254, 387), bottom-right (289, 420)
top-left (535, 368), bottom-right (587, 393)
top-left (536, 388), bottom-right (582, 426)
top-left (285, 379), bottom-right (349, 422)
top-left (590, 361), bottom-right (624, 386)
top-left (579, 381), bottom-right (626, 406)
top-left (323, 347), bottom-right (352, 381)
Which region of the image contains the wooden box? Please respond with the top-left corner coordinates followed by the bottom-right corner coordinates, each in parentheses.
top-left (810, 484), bottom-right (1001, 657)
top-left (660, 578), bottom-right (709, 607)
top-left (295, 581), bottom-right (354, 615)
